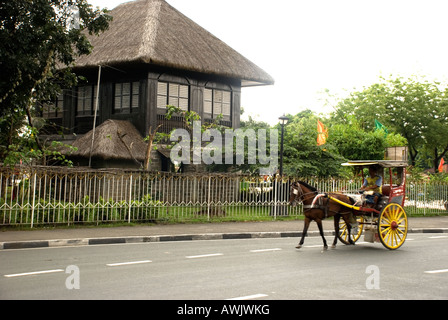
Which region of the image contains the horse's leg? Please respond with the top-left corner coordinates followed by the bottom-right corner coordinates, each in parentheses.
top-left (332, 215), bottom-right (340, 248)
top-left (296, 217), bottom-right (311, 249)
top-left (342, 214), bottom-right (355, 245)
top-left (316, 218), bottom-right (328, 250)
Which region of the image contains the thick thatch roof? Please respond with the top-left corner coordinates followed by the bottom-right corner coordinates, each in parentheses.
top-left (75, 0), bottom-right (274, 87)
top-left (68, 120), bottom-right (147, 162)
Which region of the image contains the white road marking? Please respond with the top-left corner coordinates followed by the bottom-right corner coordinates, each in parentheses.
top-left (428, 236), bottom-right (448, 239)
top-left (106, 260), bottom-right (152, 267)
top-left (227, 294), bottom-right (268, 300)
top-left (186, 253), bottom-right (223, 259)
top-left (424, 269), bottom-right (448, 274)
top-left (250, 248), bottom-right (282, 253)
top-left (4, 269), bottom-right (64, 278)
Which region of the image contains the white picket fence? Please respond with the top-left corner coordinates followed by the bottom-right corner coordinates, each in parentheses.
top-left (0, 166), bottom-right (446, 227)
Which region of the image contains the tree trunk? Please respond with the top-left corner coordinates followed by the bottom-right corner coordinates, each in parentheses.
top-left (144, 124), bottom-right (162, 171)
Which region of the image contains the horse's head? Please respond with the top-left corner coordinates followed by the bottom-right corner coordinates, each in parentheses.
top-left (289, 181), bottom-right (319, 207)
top-left (289, 182), bottom-right (303, 207)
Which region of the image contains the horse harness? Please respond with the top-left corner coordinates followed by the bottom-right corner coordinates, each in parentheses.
top-left (303, 196), bottom-right (330, 218)
top-left (291, 183), bottom-right (349, 219)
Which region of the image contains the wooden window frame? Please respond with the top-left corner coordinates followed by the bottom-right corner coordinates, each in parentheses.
top-left (157, 81), bottom-right (189, 114)
top-left (43, 92), bottom-right (64, 118)
top-left (114, 81), bottom-right (140, 114)
top-left (76, 85), bottom-right (97, 116)
top-left (204, 88), bottom-right (232, 121)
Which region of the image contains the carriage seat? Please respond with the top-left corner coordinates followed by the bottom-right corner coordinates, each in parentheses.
top-left (381, 184), bottom-right (398, 197)
top-left (382, 185), bottom-right (390, 196)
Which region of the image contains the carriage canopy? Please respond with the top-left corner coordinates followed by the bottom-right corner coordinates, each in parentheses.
top-left (341, 160), bottom-right (408, 168)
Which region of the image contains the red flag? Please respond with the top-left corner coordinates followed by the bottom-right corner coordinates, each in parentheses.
top-left (439, 158), bottom-right (445, 173)
top-left (317, 120), bottom-right (328, 146)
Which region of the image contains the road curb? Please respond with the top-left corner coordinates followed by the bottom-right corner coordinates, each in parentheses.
top-left (0, 230), bottom-right (319, 250)
top-left (1, 228), bottom-right (447, 250)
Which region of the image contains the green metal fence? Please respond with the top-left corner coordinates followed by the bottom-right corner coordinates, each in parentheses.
top-left (406, 181), bottom-right (448, 216)
top-left (0, 166), bottom-right (446, 227)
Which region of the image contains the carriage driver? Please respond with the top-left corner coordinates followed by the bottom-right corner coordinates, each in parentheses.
top-left (360, 166), bottom-right (383, 207)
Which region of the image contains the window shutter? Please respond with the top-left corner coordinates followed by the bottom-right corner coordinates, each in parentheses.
top-left (132, 82), bottom-right (139, 110)
top-left (157, 82), bottom-right (168, 109)
top-left (222, 91), bottom-right (231, 117)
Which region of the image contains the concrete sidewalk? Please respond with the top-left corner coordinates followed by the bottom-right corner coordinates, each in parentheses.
top-left (1, 216), bottom-right (448, 250)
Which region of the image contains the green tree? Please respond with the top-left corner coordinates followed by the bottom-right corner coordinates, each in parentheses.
top-left (0, 0), bottom-right (111, 165)
top-left (381, 76), bottom-right (448, 169)
top-left (202, 115), bottom-right (275, 174)
top-left (330, 75), bottom-right (448, 170)
top-left (327, 121), bottom-right (387, 160)
top-left (282, 110), bottom-right (344, 177)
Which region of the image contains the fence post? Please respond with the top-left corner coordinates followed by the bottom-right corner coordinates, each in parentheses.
top-left (207, 176), bottom-right (211, 221)
top-left (413, 182), bottom-right (417, 215)
top-left (30, 173), bottom-right (37, 228)
top-left (273, 177), bottom-right (278, 220)
top-left (128, 174), bottom-right (133, 223)
top-left (423, 181), bottom-right (426, 216)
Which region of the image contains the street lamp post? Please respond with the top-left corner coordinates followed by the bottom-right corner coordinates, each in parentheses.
top-left (278, 114), bottom-right (289, 176)
top-left (271, 114), bottom-right (290, 218)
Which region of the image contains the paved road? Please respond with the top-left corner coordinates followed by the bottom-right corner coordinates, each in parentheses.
top-left (1, 233), bottom-right (447, 300)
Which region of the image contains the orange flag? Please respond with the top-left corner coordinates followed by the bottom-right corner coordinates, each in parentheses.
top-left (439, 158), bottom-right (445, 173)
top-left (317, 120), bottom-right (328, 146)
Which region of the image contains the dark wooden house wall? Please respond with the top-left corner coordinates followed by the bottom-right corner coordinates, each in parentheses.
top-left (46, 64), bottom-right (241, 138)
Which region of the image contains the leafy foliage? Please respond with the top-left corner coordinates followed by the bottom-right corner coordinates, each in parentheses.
top-left (330, 75), bottom-right (448, 171)
top-left (281, 111), bottom-right (345, 177)
top-left (328, 121), bottom-right (386, 160)
top-left (0, 0), bottom-right (111, 165)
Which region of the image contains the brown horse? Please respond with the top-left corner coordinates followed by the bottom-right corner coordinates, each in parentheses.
top-left (289, 181), bottom-right (356, 250)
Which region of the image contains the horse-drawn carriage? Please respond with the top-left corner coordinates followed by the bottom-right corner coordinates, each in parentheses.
top-left (289, 160), bottom-right (408, 250)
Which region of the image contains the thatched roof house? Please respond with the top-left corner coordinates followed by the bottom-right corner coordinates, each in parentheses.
top-left (69, 119), bottom-right (148, 168)
top-left (45, 0), bottom-right (274, 171)
top-left (75, 0), bottom-right (274, 87)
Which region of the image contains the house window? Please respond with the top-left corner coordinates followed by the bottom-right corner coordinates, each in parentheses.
top-left (77, 85), bottom-right (97, 116)
top-left (114, 81), bottom-right (140, 114)
top-left (43, 93), bottom-right (64, 118)
top-left (157, 81), bottom-right (189, 112)
top-left (204, 88), bottom-right (231, 121)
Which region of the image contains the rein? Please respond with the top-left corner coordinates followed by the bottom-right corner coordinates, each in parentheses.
top-left (291, 183), bottom-right (318, 204)
top-left (290, 182), bottom-right (333, 218)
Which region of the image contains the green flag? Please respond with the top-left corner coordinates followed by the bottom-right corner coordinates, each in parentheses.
top-left (375, 119), bottom-right (388, 135)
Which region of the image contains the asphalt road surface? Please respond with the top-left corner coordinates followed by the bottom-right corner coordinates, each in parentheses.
top-left (1, 233), bottom-right (447, 300)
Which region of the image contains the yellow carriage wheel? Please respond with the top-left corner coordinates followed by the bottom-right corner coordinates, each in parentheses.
top-left (378, 203), bottom-right (408, 250)
top-left (338, 216), bottom-right (364, 245)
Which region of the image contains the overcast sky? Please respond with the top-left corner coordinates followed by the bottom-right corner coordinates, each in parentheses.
top-left (89, 0), bottom-right (448, 125)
